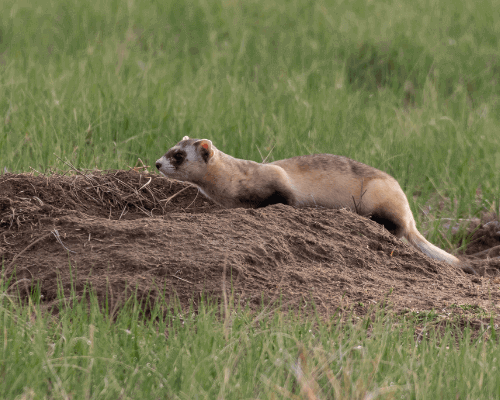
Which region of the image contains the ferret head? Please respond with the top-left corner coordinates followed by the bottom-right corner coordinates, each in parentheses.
top-left (155, 136), bottom-right (215, 183)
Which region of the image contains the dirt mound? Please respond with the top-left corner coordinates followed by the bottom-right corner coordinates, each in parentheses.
top-left (1, 171), bottom-right (499, 317)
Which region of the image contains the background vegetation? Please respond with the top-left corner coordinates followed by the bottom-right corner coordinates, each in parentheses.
top-left (1, 0), bottom-right (500, 397)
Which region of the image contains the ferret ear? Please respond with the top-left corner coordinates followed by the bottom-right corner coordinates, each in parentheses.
top-left (195, 139), bottom-right (214, 163)
top-left (182, 136), bottom-right (190, 140)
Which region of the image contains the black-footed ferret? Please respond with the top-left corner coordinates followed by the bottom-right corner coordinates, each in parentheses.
top-left (156, 136), bottom-right (475, 273)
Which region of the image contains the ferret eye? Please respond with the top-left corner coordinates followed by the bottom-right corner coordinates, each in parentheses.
top-left (174, 153), bottom-right (183, 161)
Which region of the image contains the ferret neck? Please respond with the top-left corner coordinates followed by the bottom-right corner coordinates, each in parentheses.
top-left (193, 150), bottom-right (234, 205)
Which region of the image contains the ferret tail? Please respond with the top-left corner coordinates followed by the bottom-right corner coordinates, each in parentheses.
top-left (405, 230), bottom-right (477, 274)
top-left (406, 230), bottom-right (460, 265)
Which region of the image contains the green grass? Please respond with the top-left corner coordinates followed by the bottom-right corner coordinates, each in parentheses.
top-left (1, 0), bottom-right (499, 250)
top-left (1, 278), bottom-right (500, 399)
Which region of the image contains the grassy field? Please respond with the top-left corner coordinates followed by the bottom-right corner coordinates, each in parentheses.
top-left (1, 0), bottom-right (500, 397)
top-left (1, 280), bottom-right (500, 399)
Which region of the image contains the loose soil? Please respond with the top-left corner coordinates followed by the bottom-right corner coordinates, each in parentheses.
top-left (1, 170), bottom-right (500, 319)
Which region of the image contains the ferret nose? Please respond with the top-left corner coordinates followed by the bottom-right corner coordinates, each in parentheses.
top-left (155, 161), bottom-right (162, 170)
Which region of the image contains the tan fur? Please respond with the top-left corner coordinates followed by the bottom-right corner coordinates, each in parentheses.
top-left (156, 137), bottom-right (474, 273)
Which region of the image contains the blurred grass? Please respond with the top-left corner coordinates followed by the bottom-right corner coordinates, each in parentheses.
top-left (1, 277), bottom-right (500, 399)
top-left (0, 0), bottom-right (499, 249)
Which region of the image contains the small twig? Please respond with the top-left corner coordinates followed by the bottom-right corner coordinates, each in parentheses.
top-left (114, 176), bottom-right (149, 201)
top-left (138, 176), bottom-right (152, 191)
top-left (32, 196), bottom-right (44, 206)
top-left (171, 275), bottom-right (193, 285)
top-left (159, 186), bottom-right (191, 204)
top-left (51, 230), bottom-right (76, 254)
top-left (262, 145), bottom-right (276, 164)
top-left (82, 189), bottom-right (104, 205)
top-left (255, 145), bottom-right (265, 163)
top-left (29, 166), bottom-right (46, 176)
top-left (129, 158), bottom-right (150, 172)
top-left (118, 205), bottom-right (128, 220)
top-left (184, 190), bottom-right (199, 209)
top-left (352, 179), bottom-right (367, 214)
top-left (145, 186), bottom-right (163, 209)
top-left (53, 154), bottom-right (97, 184)
top-left (135, 205), bottom-right (152, 217)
